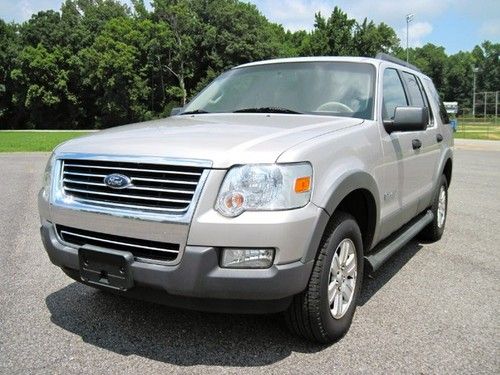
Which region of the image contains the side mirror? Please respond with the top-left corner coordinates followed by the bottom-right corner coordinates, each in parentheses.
top-left (384, 107), bottom-right (429, 134)
top-left (170, 107), bottom-right (183, 116)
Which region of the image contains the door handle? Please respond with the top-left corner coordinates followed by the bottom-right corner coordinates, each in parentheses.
top-left (412, 139), bottom-right (422, 150)
top-left (436, 134), bottom-right (443, 143)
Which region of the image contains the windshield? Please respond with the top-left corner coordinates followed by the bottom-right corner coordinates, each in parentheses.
top-left (183, 62), bottom-right (375, 120)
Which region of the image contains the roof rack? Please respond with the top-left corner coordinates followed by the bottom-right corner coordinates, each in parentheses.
top-left (375, 53), bottom-right (421, 72)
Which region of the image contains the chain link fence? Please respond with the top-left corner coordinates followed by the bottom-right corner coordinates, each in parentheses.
top-left (455, 117), bottom-right (499, 140)
top-left (454, 91), bottom-right (499, 140)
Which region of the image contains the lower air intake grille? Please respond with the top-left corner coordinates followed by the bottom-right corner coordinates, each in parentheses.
top-left (56, 225), bottom-right (180, 263)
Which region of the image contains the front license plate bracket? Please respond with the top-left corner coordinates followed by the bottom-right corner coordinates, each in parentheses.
top-left (78, 245), bottom-right (134, 291)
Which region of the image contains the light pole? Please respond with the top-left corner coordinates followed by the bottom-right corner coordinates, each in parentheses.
top-left (406, 14), bottom-right (414, 62)
top-left (472, 67), bottom-right (479, 117)
top-left (495, 91), bottom-right (498, 124)
top-left (484, 92), bottom-right (487, 118)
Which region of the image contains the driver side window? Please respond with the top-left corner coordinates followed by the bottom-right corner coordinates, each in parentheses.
top-left (382, 68), bottom-right (408, 121)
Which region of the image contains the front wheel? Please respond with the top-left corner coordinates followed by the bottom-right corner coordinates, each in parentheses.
top-left (285, 211), bottom-right (363, 343)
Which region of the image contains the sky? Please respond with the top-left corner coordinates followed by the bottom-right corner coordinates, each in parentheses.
top-left (0, 0), bottom-right (499, 54)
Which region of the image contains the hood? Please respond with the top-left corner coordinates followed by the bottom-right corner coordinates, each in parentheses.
top-left (56, 114), bottom-right (363, 168)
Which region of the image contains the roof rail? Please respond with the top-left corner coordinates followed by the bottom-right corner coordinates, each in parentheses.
top-left (375, 53), bottom-right (421, 72)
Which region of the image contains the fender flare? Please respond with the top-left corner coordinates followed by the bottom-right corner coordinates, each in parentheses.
top-left (303, 171), bottom-right (380, 262)
top-left (323, 170), bottom-right (380, 217)
top-left (435, 148), bottom-right (453, 187)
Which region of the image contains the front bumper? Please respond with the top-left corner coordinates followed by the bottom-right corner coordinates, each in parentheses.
top-left (41, 221), bottom-right (315, 312)
top-left (39, 165), bottom-right (330, 313)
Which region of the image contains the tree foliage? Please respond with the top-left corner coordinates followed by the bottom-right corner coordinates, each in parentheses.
top-left (0, 1), bottom-right (498, 129)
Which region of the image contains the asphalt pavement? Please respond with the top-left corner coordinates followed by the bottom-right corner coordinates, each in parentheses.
top-left (0, 141), bottom-right (498, 374)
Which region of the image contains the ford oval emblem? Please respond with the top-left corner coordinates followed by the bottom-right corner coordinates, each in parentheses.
top-left (104, 173), bottom-right (132, 189)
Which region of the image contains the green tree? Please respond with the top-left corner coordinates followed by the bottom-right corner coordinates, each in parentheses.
top-left (9, 44), bottom-right (80, 128)
top-left (19, 11), bottom-right (65, 48)
top-left (0, 20), bottom-right (19, 126)
top-left (0, 1), bottom-right (498, 129)
top-left (80, 17), bottom-right (166, 126)
top-left (444, 51), bottom-right (474, 112)
top-left (472, 41), bottom-right (500, 92)
top-left (352, 19), bottom-right (399, 57)
top-left (303, 7), bottom-right (356, 56)
top-left (189, 0), bottom-right (282, 95)
top-left (411, 44), bottom-right (448, 91)
top-left (152, 0), bottom-right (201, 105)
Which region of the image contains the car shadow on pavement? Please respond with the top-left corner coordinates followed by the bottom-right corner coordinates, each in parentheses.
top-left (359, 240), bottom-right (423, 306)
top-left (45, 283), bottom-right (324, 367)
top-left (45, 240), bottom-right (423, 366)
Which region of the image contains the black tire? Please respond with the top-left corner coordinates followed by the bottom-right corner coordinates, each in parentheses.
top-left (419, 175), bottom-right (448, 242)
top-left (285, 211), bottom-right (364, 344)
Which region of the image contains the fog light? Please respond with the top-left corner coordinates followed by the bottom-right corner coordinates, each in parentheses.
top-left (221, 248), bottom-right (275, 269)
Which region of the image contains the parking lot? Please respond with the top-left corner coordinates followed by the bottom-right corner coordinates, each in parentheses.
top-left (0, 140), bottom-right (498, 374)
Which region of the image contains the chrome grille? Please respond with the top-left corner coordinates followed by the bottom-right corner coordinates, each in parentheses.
top-left (61, 159), bottom-right (205, 212)
top-left (56, 225), bottom-right (180, 263)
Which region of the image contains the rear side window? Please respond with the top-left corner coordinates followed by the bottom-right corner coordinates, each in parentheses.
top-left (425, 79), bottom-right (450, 124)
top-left (403, 72), bottom-right (435, 125)
top-left (402, 72), bottom-right (425, 107)
top-left (382, 68), bottom-right (408, 120)
top-left (439, 102), bottom-right (450, 124)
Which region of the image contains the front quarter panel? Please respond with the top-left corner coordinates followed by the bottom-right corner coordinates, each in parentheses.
top-left (187, 169), bottom-right (329, 264)
top-left (277, 120), bottom-right (384, 247)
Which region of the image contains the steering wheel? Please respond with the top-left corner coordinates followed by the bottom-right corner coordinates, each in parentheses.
top-left (316, 101), bottom-right (354, 113)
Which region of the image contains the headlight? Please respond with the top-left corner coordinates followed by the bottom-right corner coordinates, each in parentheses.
top-left (42, 153), bottom-right (55, 200)
top-left (215, 163), bottom-right (312, 217)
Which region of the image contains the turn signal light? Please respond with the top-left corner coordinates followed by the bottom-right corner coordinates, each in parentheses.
top-left (294, 176), bottom-right (311, 193)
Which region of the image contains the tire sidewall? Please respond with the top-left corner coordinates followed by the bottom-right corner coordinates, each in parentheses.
top-left (434, 175), bottom-right (448, 237)
top-left (318, 216), bottom-right (364, 340)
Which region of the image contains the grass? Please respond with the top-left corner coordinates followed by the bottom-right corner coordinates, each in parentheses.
top-left (454, 120), bottom-right (500, 140)
top-left (0, 131), bottom-right (90, 152)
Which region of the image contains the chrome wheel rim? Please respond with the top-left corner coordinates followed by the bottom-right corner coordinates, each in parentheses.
top-left (437, 186), bottom-right (446, 228)
top-left (328, 238), bottom-right (357, 319)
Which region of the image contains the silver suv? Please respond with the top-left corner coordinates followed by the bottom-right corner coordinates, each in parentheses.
top-left (39, 54), bottom-right (453, 343)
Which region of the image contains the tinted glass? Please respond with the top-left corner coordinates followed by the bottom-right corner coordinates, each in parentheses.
top-left (382, 68), bottom-right (408, 120)
top-left (183, 62), bottom-right (376, 120)
top-left (439, 102), bottom-right (450, 124)
top-left (402, 72), bottom-right (425, 107)
top-left (426, 80), bottom-right (450, 124)
top-left (416, 77), bottom-right (434, 125)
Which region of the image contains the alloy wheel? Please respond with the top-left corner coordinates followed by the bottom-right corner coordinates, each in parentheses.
top-left (328, 238), bottom-right (357, 319)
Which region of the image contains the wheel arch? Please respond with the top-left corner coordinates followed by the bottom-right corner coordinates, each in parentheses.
top-left (335, 188), bottom-right (378, 253)
top-left (435, 148), bottom-right (453, 187)
top-left (443, 158), bottom-right (452, 186)
top-left (304, 171), bottom-right (380, 262)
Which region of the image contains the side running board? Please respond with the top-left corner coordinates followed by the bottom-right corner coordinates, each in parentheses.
top-left (365, 210), bottom-right (434, 274)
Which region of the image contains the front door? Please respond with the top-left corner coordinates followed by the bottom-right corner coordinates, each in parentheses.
top-left (377, 67), bottom-right (410, 238)
top-left (400, 71), bottom-right (440, 214)
top-left (378, 67), bottom-right (436, 238)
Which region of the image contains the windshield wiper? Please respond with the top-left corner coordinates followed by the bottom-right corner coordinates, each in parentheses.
top-left (180, 109), bottom-right (211, 115)
top-left (233, 107), bottom-right (303, 114)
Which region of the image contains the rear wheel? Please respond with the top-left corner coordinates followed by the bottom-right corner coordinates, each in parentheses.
top-left (420, 175), bottom-right (448, 242)
top-left (285, 212), bottom-right (363, 343)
